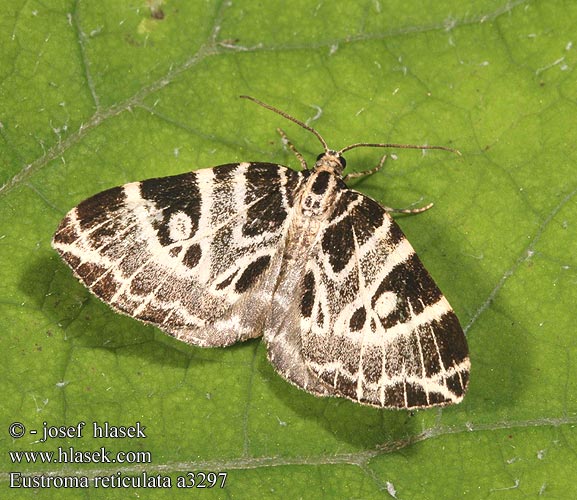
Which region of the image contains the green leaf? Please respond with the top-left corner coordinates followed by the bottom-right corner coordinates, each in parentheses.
top-left (1, 0), bottom-right (576, 498)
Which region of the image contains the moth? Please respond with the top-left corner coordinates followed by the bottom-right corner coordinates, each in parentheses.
top-left (52, 96), bottom-right (470, 409)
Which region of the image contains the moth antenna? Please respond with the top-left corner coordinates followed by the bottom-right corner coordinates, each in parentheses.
top-left (240, 95), bottom-right (329, 153)
top-left (338, 142), bottom-right (461, 156)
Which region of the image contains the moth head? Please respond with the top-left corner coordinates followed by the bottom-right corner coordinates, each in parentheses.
top-left (315, 151), bottom-right (347, 175)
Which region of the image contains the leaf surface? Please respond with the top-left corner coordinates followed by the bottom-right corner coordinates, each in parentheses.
top-left (1, 0), bottom-right (576, 498)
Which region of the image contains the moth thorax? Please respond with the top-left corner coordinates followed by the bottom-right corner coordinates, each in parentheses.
top-left (301, 170), bottom-right (340, 217)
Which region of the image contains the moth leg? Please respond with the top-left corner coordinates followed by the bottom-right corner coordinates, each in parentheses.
top-left (345, 155), bottom-right (433, 214)
top-left (343, 153), bottom-right (388, 181)
top-left (382, 201), bottom-right (434, 214)
top-left (277, 128), bottom-right (309, 170)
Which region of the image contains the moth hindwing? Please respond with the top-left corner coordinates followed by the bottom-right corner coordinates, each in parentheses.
top-left (52, 97), bottom-right (470, 409)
